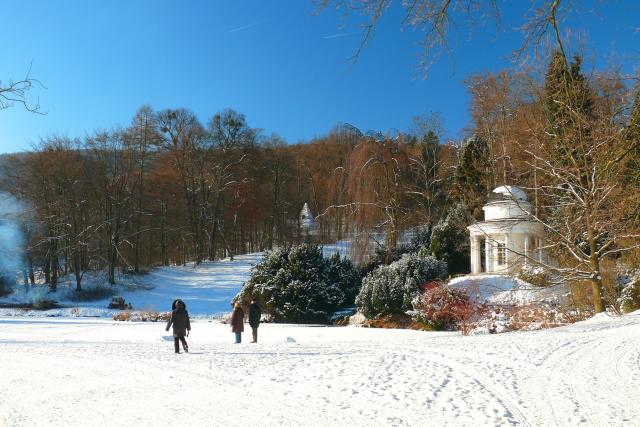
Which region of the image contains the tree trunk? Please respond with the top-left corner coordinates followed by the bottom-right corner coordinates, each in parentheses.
top-left (24, 249), bottom-right (35, 288)
top-left (73, 248), bottom-right (82, 292)
top-left (160, 202), bottom-right (168, 266)
top-left (587, 221), bottom-right (605, 313)
top-left (43, 253), bottom-right (51, 285)
top-left (590, 278), bottom-right (604, 313)
top-left (50, 240), bottom-right (58, 292)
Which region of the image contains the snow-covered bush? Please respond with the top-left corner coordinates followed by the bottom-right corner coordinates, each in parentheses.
top-left (518, 265), bottom-right (550, 288)
top-left (618, 273), bottom-right (640, 314)
top-left (412, 282), bottom-right (473, 331)
top-left (326, 252), bottom-right (361, 305)
top-left (112, 310), bottom-right (170, 322)
top-left (407, 226), bottom-right (432, 252)
top-left (470, 303), bottom-right (592, 334)
top-left (235, 244), bottom-right (361, 323)
top-left (359, 226), bottom-right (432, 277)
top-left (356, 252), bottom-right (447, 318)
top-left (359, 245), bottom-right (406, 277)
top-left (429, 203), bottom-right (473, 275)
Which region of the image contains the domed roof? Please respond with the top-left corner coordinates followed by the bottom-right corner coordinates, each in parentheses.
top-left (490, 186), bottom-right (528, 203)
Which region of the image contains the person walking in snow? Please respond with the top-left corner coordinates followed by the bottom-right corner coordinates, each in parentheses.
top-left (230, 302), bottom-right (244, 344)
top-left (248, 298), bottom-right (261, 343)
top-left (166, 299), bottom-right (191, 353)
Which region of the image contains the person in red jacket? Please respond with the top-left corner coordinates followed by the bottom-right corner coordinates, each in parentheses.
top-left (230, 302), bottom-right (244, 344)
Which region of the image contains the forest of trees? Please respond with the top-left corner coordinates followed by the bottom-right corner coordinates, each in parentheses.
top-left (0, 107), bottom-right (461, 290)
top-left (1, 45), bottom-right (639, 313)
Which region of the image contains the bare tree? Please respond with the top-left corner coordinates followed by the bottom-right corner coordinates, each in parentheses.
top-left (407, 114), bottom-right (448, 226)
top-left (157, 109), bottom-right (211, 264)
top-left (347, 137), bottom-right (410, 256)
top-left (86, 130), bottom-right (138, 284)
top-left (1, 65), bottom-right (43, 113)
top-left (127, 106), bottom-right (160, 272)
top-left (207, 109), bottom-right (255, 260)
top-left (516, 58), bottom-right (640, 313)
top-left (317, 1), bottom-right (612, 73)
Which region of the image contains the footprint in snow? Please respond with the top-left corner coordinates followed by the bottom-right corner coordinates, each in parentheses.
top-left (286, 337), bottom-right (297, 343)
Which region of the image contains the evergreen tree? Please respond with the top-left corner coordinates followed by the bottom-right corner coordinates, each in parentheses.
top-left (543, 52), bottom-right (595, 160)
top-left (539, 51), bottom-right (611, 313)
top-left (454, 135), bottom-right (491, 219)
top-left (356, 252), bottom-right (447, 319)
top-left (235, 244), bottom-right (361, 323)
top-left (429, 203), bottom-right (473, 275)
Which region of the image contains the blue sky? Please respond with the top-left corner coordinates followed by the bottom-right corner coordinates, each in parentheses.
top-left (1, 0), bottom-right (638, 153)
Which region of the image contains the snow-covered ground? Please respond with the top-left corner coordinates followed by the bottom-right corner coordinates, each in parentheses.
top-left (1, 249), bottom-right (639, 425)
top-left (0, 245), bottom-right (356, 319)
top-left (449, 274), bottom-right (566, 305)
top-left (1, 312), bottom-right (639, 426)
top-left (0, 253), bottom-right (262, 319)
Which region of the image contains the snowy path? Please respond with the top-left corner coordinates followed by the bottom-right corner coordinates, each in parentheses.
top-left (122, 253), bottom-right (261, 316)
top-left (1, 312), bottom-right (639, 426)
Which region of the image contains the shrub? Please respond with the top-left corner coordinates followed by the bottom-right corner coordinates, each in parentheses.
top-left (68, 286), bottom-right (114, 302)
top-left (406, 226), bottom-right (433, 253)
top-left (113, 311), bottom-right (132, 321)
top-left (518, 265), bottom-right (551, 288)
top-left (113, 310), bottom-right (170, 322)
top-left (326, 252), bottom-right (362, 305)
top-left (235, 244), bottom-right (361, 323)
top-left (470, 303), bottom-right (593, 334)
top-left (358, 226), bottom-right (432, 277)
top-left (619, 275), bottom-right (640, 314)
top-left (356, 252), bottom-right (447, 319)
top-left (412, 282), bottom-right (473, 331)
top-left (32, 299), bottom-right (58, 310)
top-left (429, 203), bottom-right (473, 275)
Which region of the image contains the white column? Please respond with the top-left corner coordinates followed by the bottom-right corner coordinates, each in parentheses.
top-left (538, 237), bottom-right (544, 263)
top-left (470, 236), bottom-right (476, 273)
top-left (470, 235), bottom-right (482, 274)
top-left (485, 237), bottom-right (493, 273)
top-left (504, 234), bottom-right (509, 270)
top-left (474, 236), bottom-right (482, 273)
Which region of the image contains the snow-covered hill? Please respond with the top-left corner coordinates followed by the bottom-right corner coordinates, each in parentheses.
top-left (0, 243), bottom-right (359, 319)
top-left (0, 311), bottom-right (638, 426)
top-left (0, 253), bottom-right (262, 318)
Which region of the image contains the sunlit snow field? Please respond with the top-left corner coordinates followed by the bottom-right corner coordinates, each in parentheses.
top-left (1, 248), bottom-right (639, 426)
top-left (1, 313), bottom-right (639, 426)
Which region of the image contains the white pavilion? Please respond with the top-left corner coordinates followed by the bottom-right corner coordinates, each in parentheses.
top-left (467, 186), bottom-right (544, 274)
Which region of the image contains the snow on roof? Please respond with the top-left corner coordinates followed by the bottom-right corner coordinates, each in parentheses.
top-left (491, 186), bottom-right (528, 202)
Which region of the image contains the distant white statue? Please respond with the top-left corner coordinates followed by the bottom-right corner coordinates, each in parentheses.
top-left (467, 186), bottom-right (544, 274)
top-left (299, 202), bottom-right (316, 235)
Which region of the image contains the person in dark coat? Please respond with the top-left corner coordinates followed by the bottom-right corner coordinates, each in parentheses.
top-left (230, 302), bottom-right (244, 344)
top-left (248, 299), bottom-right (262, 343)
top-left (166, 299), bottom-right (191, 353)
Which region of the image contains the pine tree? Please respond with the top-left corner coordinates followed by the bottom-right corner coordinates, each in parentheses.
top-left (543, 52), bottom-right (594, 160)
top-left (454, 135), bottom-right (491, 219)
top-left (429, 203), bottom-right (473, 275)
top-left (538, 51), bottom-right (607, 312)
